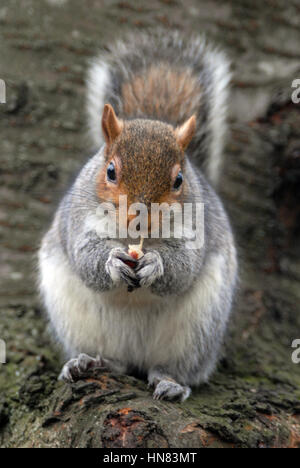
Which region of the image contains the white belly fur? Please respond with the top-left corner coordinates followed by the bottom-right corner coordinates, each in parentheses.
top-left (39, 245), bottom-right (226, 373)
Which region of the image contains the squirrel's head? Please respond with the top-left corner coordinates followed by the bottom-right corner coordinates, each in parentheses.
top-left (97, 103), bottom-right (196, 230)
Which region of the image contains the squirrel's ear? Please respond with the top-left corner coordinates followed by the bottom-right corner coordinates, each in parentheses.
top-left (102, 103), bottom-right (123, 145)
top-left (175, 115), bottom-right (196, 151)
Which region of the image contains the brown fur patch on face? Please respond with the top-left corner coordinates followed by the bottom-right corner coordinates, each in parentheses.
top-left (96, 161), bottom-right (126, 207)
top-left (96, 119), bottom-right (189, 236)
top-left (121, 64), bottom-right (201, 123)
top-left (111, 119), bottom-right (184, 206)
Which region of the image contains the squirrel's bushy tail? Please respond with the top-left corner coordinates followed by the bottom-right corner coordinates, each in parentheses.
top-left (86, 30), bottom-right (231, 186)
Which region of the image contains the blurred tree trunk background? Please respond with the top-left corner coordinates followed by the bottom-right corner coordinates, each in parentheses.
top-left (0, 0), bottom-right (300, 448)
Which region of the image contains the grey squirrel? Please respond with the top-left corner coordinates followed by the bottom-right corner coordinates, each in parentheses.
top-left (38, 31), bottom-right (237, 401)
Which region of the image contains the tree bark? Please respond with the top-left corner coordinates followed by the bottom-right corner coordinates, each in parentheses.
top-left (0, 0), bottom-right (300, 448)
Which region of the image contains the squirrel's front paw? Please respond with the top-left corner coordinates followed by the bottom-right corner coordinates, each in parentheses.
top-left (136, 250), bottom-right (164, 288)
top-left (105, 247), bottom-right (139, 289)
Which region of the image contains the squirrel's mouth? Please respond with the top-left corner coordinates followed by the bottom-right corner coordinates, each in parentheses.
top-left (96, 195), bottom-right (188, 241)
top-left (116, 208), bottom-right (184, 241)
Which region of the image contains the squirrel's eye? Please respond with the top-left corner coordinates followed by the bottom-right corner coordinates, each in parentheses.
top-left (107, 162), bottom-right (116, 182)
top-left (173, 171), bottom-right (183, 190)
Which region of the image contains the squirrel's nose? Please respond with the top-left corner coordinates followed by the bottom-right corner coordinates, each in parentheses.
top-left (127, 213), bottom-right (137, 225)
top-left (138, 194), bottom-right (152, 208)
top-left (126, 212), bottom-right (152, 233)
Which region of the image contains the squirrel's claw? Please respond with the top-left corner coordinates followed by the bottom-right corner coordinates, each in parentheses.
top-left (106, 247), bottom-right (139, 288)
top-left (136, 251), bottom-right (164, 288)
top-left (115, 250), bottom-right (138, 265)
top-left (153, 380), bottom-right (191, 402)
top-left (58, 353), bottom-right (106, 383)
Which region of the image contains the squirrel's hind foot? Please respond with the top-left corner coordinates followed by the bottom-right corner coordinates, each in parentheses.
top-left (153, 379), bottom-right (191, 402)
top-left (58, 353), bottom-right (106, 383)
